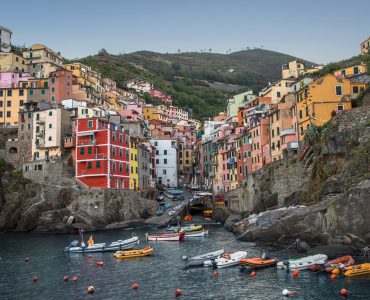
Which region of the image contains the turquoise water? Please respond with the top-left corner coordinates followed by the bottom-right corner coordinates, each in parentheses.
top-left (0, 225), bottom-right (369, 299)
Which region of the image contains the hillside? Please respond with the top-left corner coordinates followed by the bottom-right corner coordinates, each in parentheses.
top-left (74, 49), bottom-right (315, 119)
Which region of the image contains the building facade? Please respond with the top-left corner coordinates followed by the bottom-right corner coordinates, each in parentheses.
top-left (76, 118), bottom-right (130, 189)
top-left (151, 139), bottom-right (177, 187)
top-left (0, 26), bottom-right (12, 53)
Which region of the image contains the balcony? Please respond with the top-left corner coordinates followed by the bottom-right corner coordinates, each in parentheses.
top-left (36, 130), bottom-right (45, 137)
top-left (77, 139), bottom-right (96, 146)
top-left (36, 118), bottom-right (45, 124)
top-left (287, 141), bottom-right (299, 150)
top-left (281, 128), bottom-right (296, 136)
top-left (35, 142), bottom-right (45, 149)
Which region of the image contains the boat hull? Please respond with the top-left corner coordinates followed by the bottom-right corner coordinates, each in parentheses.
top-left (146, 232), bottom-right (185, 242)
top-left (204, 251), bottom-right (248, 268)
top-left (185, 230), bottom-right (208, 238)
top-left (344, 263), bottom-right (370, 277)
top-left (185, 249), bottom-right (224, 267)
top-left (114, 247), bottom-right (154, 259)
top-left (240, 258), bottom-right (278, 269)
top-left (277, 254), bottom-right (328, 270)
top-left (65, 237), bottom-right (139, 253)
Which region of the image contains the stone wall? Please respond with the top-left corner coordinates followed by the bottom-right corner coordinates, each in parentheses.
top-left (226, 154), bottom-right (308, 214)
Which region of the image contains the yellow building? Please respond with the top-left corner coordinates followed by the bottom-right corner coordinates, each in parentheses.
top-left (260, 79), bottom-right (295, 104)
top-left (143, 105), bottom-right (168, 121)
top-left (0, 52), bottom-right (26, 72)
top-left (64, 63), bottom-right (103, 92)
top-left (130, 136), bottom-right (139, 190)
top-left (296, 74), bottom-right (354, 141)
top-left (333, 64), bottom-right (367, 77)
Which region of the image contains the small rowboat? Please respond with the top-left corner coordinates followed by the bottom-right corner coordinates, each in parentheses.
top-left (146, 232), bottom-right (185, 242)
top-left (204, 251), bottom-right (248, 268)
top-left (324, 255), bottom-right (355, 272)
top-left (277, 254), bottom-right (328, 271)
top-left (344, 263), bottom-right (370, 277)
top-left (185, 230), bottom-right (208, 238)
top-left (240, 257), bottom-right (278, 269)
top-left (64, 236), bottom-right (139, 253)
top-left (167, 224), bottom-right (203, 232)
top-left (183, 249), bottom-right (224, 267)
top-left (114, 247), bottom-right (154, 259)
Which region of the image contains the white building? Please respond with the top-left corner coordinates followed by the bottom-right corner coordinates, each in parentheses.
top-left (0, 26), bottom-right (12, 53)
top-left (150, 139), bottom-right (178, 187)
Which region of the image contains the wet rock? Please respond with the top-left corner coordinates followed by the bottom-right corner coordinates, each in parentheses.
top-left (224, 214), bottom-right (242, 231)
top-left (296, 240), bottom-right (311, 253)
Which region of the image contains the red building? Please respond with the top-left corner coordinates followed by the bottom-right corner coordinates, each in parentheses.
top-left (76, 118), bottom-right (130, 189)
top-left (49, 69), bottom-right (73, 104)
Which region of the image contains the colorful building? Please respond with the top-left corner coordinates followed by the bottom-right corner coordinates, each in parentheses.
top-left (282, 59), bottom-right (306, 79)
top-left (23, 44), bottom-right (64, 78)
top-left (260, 79), bottom-right (295, 104)
top-left (0, 26), bottom-right (12, 52)
top-left (361, 36), bottom-right (370, 55)
top-left (296, 74), bottom-right (354, 141)
top-left (129, 136), bottom-right (139, 190)
top-left (75, 118), bottom-right (130, 189)
top-left (49, 69), bottom-right (73, 103)
top-left (143, 105), bottom-right (168, 122)
top-left (333, 64), bottom-right (367, 77)
top-left (227, 90), bottom-right (256, 118)
top-left (0, 52), bottom-right (27, 72)
top-left (32, 105), bottom-right (71, 160)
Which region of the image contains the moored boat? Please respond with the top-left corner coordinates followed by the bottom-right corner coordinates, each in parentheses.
top-left (324, 255), bottom-right (355, 272)
top-left (114, 247), bottom-right (154, 259)
top-left (204, 251), bottom-right (248, 268)
top-left (344, 263), bottom-right (370, 277)
top-left (240, 257), bottom-right (278, 269)
top-left (64, 236), bottom-right (139, 253)
top-left (277, 254), bottom-right (328, 270)
top-left (146, 232), bottom-right (185, 242)
top-left (183, 249), bottom-right (224, 267)
top-left (185, 230), bottom-right (208, 238)
top-left (167, 224), bottom-right (203, 232)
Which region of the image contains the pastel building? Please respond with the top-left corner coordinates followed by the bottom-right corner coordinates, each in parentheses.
top-left (250, 117), bottom-right (270, 173)
top-left (361, 37), bottom-right (370, 55)
top-left (260, 79), bottom-right (295, 104)
top-left (32, 106), bottom-right (71, 160)
top-left (23, 44), bottom-right (64, 78)
top-left (0, 52), bottom-right (26, 72)
top-left (227, 90), bottom-right (256, 118)
top-left (75, 118), bottom-right (130, 189)
top-left (49, 69), bottom-right (73, 103)
top-left (333, 64), bottom-right (367, 78)
top-left (129, 136), bottom-right (139, 190)
top-left (282, 60), bottom-right (306, 79)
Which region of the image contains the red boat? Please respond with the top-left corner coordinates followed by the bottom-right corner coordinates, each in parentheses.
top-left (324, 256), bottom-right (355, 272)
top-left (146, 232), bottom-right (185, 242)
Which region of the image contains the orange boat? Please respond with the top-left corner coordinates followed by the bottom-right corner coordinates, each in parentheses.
top-left (240, 257), bottom-right (278, 269)
top-left (324, 256), bottom-right (355, 272)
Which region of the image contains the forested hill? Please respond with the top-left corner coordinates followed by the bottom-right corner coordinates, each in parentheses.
top-left (74, 49), bottom-right (315, 119)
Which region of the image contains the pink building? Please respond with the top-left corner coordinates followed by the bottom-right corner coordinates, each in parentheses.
top-left (0, 72), bottom-right (33, 88)
top-left (49, 69), bottom-right (73, 104)
top-left (166, 105), bottom-right (188, 120)
top-left (148, 89), bottom-right (173, 105)
top-left (250, 117), bottom-right (270, 173)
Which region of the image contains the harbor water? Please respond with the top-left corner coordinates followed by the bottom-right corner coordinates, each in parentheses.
top-left (0, 225), bottom-right (369, 299)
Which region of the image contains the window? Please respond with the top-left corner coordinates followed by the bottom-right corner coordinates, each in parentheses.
top-left (49, 124), bottom-right (52, 129)
top-left (0, 91), bottom-right (2, 97)
top-left (353, 67), bottom-right (359, 75)
top-left (305, 106), bottom-right (309, 116)
top-left (271, 129), bottom-right (275, 138)
top-left (96, 161), bottom-right (101, 169)
top-left (338, 105), bottom-right (344, 111)
top-left (7, 90), bottom-right (12, 97)
top-left (19, 90), bottom-right (24, 96)
top-left (6, 111), bottom-right (10, 117)
top-left (120, 163), bottom-right (123, 172)
top-left (156, 150), bottom-right (159, 155)
top-left (112, 147), bottom-right (116, 156)
top-left (51, 87), bottom-right (55, 93)
top-left (0, 101), bottom-right (2, 107)
top-left (119, 134), bottom-right (123, 142)
top-left (7, 101), bottom-right (11, 107)
top-left (163, 170), bottom-right (166, 175)
top-left (164, 159), bottom-right (167, 164)
top-left (19, 100), bottom-right (24, 106)
top-left (41, 89), bottom-right (45, 95)
top-left (277, 91), bottom-right (281, 98)
top-left (154, 141), bottom-right (158, 146)
top-left (112, 132), bottom-right (116, 141)
top-left (277, 127), bottom-right (280, 135)
top-left (126, 149), bottom-right (129, 157)
top-left (88, 120), bottom-right (93, 128)
top-left (29, 90), bottom-right (33, 95)
top-left (299, 110), bottom-right (303, 119)
top-left (119, 148), bottom-right (123, 157)
top-left (335, 86), bottom-right (342, 96)
top-left (112, 162), bottom-right (116, 171)
top-left (48, 136), bottom-right (52, 141)
top-left (156, 159), bottom-right (159, 164)
top-left (80, 147), bottom-right (85, 155)
top-left (51, 78), bottom-right (55, 84)
top-left (164, 150), bottom-right (167, 155)
top-left (88, 147), bottom-right (92, 154)
top-left (353, 86), bottom-right (359, 94)
top-left (48, 111), bottom-right (52, 116)
top-left (87, 162), bottom-right (92, 169)
top-left (300, 126), bottom-right (304, 135)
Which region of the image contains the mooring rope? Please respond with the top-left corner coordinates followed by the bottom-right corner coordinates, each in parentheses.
top-left (272, 239), bottom-right (300, 254)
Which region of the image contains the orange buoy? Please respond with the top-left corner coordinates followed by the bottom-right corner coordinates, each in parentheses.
top-left (332, 268), bottom-right (340, 275)
top-left (32, 276), bottom-right (38, 282)
top-left (339, 289), bottom-right (348, 296)
top-left (330, 274), bottom-right (337, 280)
top-left (96, 261), bottom-right (104, 267)
top-left (175, 289), bottom-right (183, 297)
top-left (211, 271), bottom-right (219, 277)
top-left (292, 270), bottom-right (299, 277)
top-left (72, 277), bottom-right (78, 282)
top-left (63, 276), bottom-right (69, 281)
top-left (132, 282), bottom-right (139, 289)
top-left (25, 257), bottom-right (30, 262)
top-left (87, 286), bottom-right (95, 294)
top-left (250, 271), bottom-right (256, 277)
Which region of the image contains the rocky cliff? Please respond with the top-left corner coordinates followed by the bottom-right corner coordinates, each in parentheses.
top-left (0, 164), bottom-right (158, 233)
top-left (225, 107), bottom-right (370, 252)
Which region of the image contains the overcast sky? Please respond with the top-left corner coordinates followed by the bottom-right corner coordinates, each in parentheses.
top-left (2, 0), bottom-right (370, 64)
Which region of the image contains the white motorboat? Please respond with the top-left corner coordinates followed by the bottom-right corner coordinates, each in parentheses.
top-left (64, 236), bottom-right (139, 253)
top-left (183, 249), bottom-right (224, 267)
top-left (277, 254), bottom-right (328, 270)
top-left (146, 232), bottom-right (185, 242)
top-left (185, 230), bottom-right (208, 238)
top-left (204, 251), bottom-right (248, 268)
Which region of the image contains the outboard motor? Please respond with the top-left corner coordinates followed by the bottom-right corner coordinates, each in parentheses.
top-left (70, 240), bottom-right (79, 247)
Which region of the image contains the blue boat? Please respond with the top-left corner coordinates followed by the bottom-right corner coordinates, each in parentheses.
top-left (167, 189), bottom-right (184, 195)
